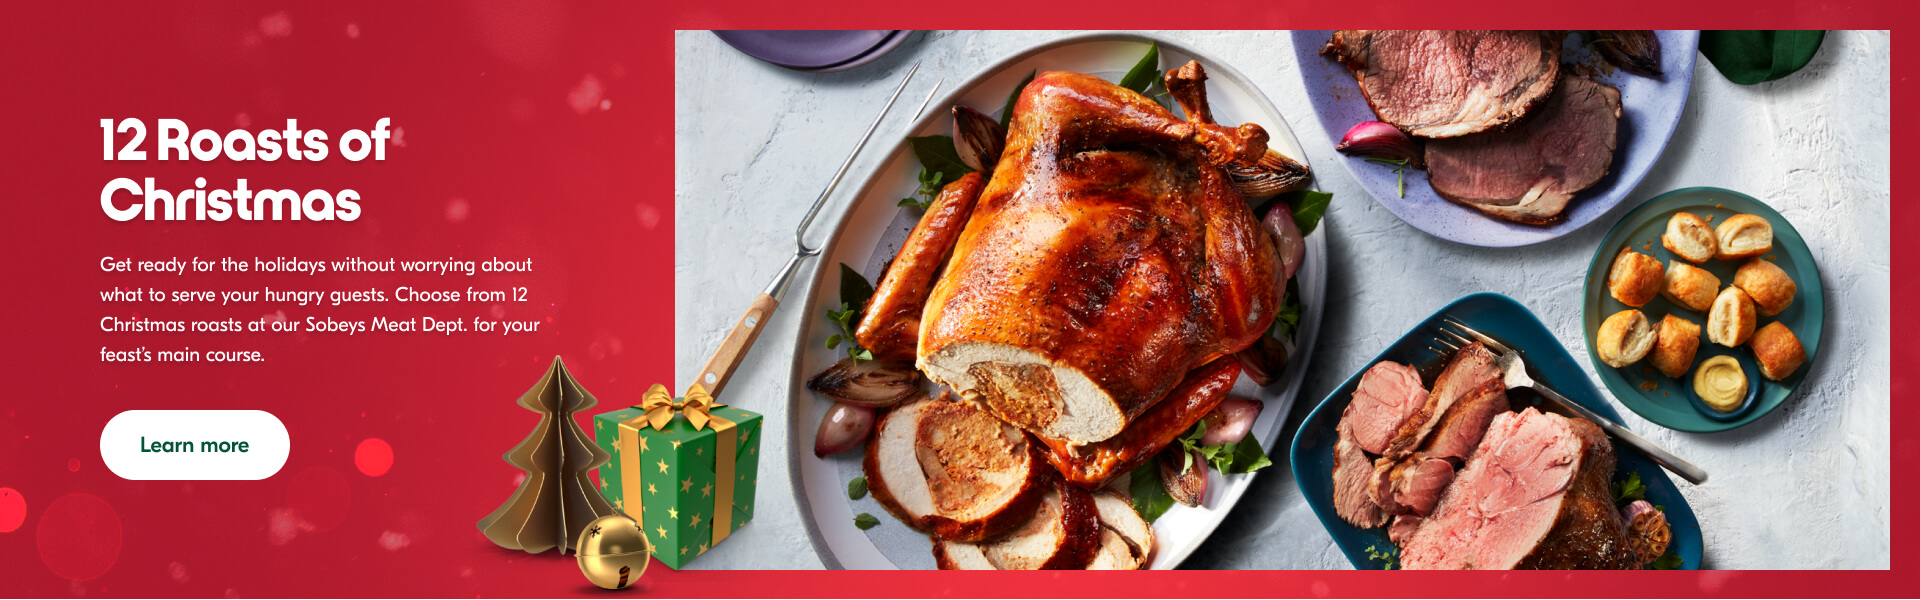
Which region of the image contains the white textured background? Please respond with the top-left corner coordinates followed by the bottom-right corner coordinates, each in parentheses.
top-left (673, 30), bottom-right (1889, 569)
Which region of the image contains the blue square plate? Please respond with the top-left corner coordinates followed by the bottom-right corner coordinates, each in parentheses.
top-left (1289, 292), bottom-right (1702, 569)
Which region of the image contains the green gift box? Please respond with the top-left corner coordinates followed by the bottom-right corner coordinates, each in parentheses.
top-left (592, 386), bottom-right (761, 569)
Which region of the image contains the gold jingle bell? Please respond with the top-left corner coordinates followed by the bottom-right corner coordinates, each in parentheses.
top-left (576, 514), bottom-right (651, 589)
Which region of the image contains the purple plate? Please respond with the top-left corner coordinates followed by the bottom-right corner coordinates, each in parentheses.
top-left (1291, 31), bottom-right (1698, 247)
top-left (713, 30), bottom-right (907, 72)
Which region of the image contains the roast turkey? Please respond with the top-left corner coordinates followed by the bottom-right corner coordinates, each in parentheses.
top-left (918, 64), bottom-right (1279, 446)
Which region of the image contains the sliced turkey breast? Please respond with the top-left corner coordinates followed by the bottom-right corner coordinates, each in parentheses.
top-left (932, 478), bottom-right (1101, 570)
top-left (864, 394), bottom-right (1047, 542)
top-left (1086, 490), bottom-right (1155, 570)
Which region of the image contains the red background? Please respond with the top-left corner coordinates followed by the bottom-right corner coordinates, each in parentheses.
top-left (0, 1), bottom-right (1910, 598)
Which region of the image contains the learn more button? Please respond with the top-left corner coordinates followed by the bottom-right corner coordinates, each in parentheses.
top-left (100, 410), bottom-right (290, 480)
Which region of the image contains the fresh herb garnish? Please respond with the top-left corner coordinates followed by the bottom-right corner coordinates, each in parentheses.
top-left (898, 167), bottom-right (945, 209)
top-left (1128, 462), bottom-right (1175, 523)
top-left (847, 476), bottom-right (868, 500)
top-left (1271, 277), bottom-right (1303, 342)
top-left (853, 513), bottom-right (880, 530)
top-left (1118, 42), bottom-right (1161, 94)
top-left (999, 70), bottom-right (1036, 130)
top-left (1610, 471), bottom-right (1647, 505)
top-left (1365, 157), bottom-right (1410, 198)
top-left (1649, 550), bottom-right (1684, 569)
top-left (903, 135), bottom-right (974, 188)
top-left (1172, 420), bottom-right (1274, 475)
top-left (1290, 189), bottom-right (1336, 236)
top-left (1365, 544), bottom-right (1400, 570)
top-left (824, 264), bottom-right (877, 361)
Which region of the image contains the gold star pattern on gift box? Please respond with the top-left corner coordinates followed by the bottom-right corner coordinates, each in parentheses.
top-left (591, 392), bottom-right (763, 569)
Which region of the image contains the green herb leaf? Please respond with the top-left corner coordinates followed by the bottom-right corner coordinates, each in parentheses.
top-left (838, 263), bottom-right (875, 315)
top-left (825, 333), bottom-right (842, 349)
top-left (1225, 435), bottom-right (1273, 473)
top-left (1611, 471), bottom-right (1648, 505)
top-left (1118, 42), bottom-right (1161, 94)
top-left (1280, 190), bottom-right (1333, 237)
top-left (1000, 70), bottom-right (1036, 130)
top-left (847, 476), bottom-right (868, 500)
top-left (1272, 277), bottom-right (1303, 342)
top-left (1649, 550), bottom-right (1684, 569)
top-left (1365, 543), bottom-right (1400, 569)
top-left (905, 136), bottom-right (974, 187)
top-left (1128, 462), bottom-right (1174, 523)
top-left (1701, 30), bottom-right (1826, 85)
top-left (1364, 157), bottom-right (1409, 199)
top-left (853, 513), bottom-right (881, 530)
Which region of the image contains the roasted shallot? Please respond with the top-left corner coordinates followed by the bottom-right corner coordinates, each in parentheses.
top-left (805, 357), bottom-right (921, 407)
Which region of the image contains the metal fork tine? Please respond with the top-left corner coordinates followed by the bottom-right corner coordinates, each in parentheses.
top-left (1441, 329), bottom-right (1473, 347)
top-left (1444, 318), bottom-right (1513, 355)
top-left (1428, 346), bottom-right (1450, 356)
top-left (1433, 337), bottom-right (1459, 352)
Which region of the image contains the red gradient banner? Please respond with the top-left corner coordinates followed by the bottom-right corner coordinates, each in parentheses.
top-left (0, 0), bottom-right (1910, 598)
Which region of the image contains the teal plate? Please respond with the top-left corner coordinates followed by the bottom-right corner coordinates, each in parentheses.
top-left (1290, 293), bottom-right (1702, 570)
top-left (1581, 187), bottom-right (1824, 432)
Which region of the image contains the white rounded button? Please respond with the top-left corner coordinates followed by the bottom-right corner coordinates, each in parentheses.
top-left (99, 410), bottom-right (290, 480)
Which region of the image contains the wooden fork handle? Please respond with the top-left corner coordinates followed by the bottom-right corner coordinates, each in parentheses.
top-left (689, 293), bottom-right (779, 400)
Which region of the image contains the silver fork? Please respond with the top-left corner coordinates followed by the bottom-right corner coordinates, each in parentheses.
top-left (1435, 318), bottom-right (1709, 485)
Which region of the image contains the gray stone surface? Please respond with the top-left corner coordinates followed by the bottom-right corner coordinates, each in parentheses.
top-left (674, 30), bottom-right (1889, 569)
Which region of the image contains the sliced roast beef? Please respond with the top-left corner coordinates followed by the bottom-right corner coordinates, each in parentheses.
top-left (1332, 424), bottom-right (1388, 528)
top-left (1418, 379), bottom-right (1510, 461)
top-left (1515, 417), bottom-right (1640, 569)
top-left (1086, 490), bottom-right (1155, 570)
top-left (1388, 514), bottom-right (1424, 547)
top-left (1385, 342), bottom-right (1501, 459)
top-left (1400, 408), bottom-right (1640, 570)
top-left (1323, 31), bottom-right (1563, 138)
top-left (1340, 361), bottom-right (1428, 455)
top-left (1368, 453), bottom-right (1454, 517)
top-left (1425, 73), bottom-right (1623, 225)
top-left (864, 395), bottom-right (1047, 542)
top-left (932, 478), bottom-right (1101, 570)
top-left (1401, 408), bottom-right (1580, 570)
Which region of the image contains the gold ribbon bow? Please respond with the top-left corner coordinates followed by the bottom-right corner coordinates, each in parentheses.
top-left (639, 384), bottom-right (727, 431)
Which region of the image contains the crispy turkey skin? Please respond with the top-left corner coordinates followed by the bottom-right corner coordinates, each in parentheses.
top-left (918, 67), bottom-right (1279, 445)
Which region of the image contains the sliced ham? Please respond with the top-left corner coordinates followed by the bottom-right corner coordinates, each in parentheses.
top-left (1332, 423), bottom-right (1388, 528)
top-left (1400, 408), bottom-right (1641, 570)
top-left (1340, 361), bottom-right (1428, 455)
top-left (1386, 342), bottom-right (1501, 459)
top-left (932, 478), bottom-right (1101, 570)
top-left (864, 395), bottom-right (1047, 542)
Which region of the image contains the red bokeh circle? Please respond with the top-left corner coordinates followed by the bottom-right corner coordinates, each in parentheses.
top-left (36, 493), bottom-right (122, 581)
top-left (0, 487), bottom-right (24, 532)
top-left (354, 438), bottom-right (393, 477)
top-left (285, 466), bottom-right (352, 532)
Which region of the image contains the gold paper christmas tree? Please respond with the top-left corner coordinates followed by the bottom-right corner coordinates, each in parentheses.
top-left (478, 356), bottom-right (618, 554)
